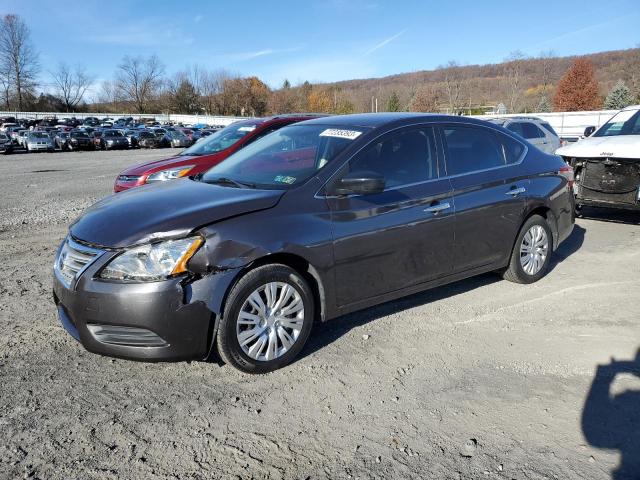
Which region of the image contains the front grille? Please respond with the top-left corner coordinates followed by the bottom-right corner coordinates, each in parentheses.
top-left (581, 158), bottom-right (640, 194)
top-left (54, 236), bottom-right (104, 288)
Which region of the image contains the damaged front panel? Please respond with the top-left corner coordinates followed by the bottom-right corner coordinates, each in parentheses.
top-left (571, 157), bottom-right (640, 209)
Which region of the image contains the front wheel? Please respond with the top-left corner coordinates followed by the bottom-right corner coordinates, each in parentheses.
top-left (502, 215), bottom-right (553, 284)
top-left (217, 264), bottom-right (314, 374)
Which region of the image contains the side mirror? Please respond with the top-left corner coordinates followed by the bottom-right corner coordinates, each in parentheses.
top-left (583, 126), bottom-right (596, 137)
top-left (333, 171), bottom-right (385, 196)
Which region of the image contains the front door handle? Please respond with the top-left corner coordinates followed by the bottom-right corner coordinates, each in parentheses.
top-left (506, 187), bottom-right (526, 196)
top-left (424, 202), bottom-right (451, 214)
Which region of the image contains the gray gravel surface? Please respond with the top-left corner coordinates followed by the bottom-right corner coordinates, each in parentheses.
top-left (0, 149), bottom-right (639, 480)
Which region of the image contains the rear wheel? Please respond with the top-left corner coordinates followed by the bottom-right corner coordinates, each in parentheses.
top-left (503, 215), bottom-right (553, 284)
top-left (217, 264), bottom-right (314, 374)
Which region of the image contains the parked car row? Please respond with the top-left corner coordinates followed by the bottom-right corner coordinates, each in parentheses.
top-left (0, 121), bottom-right (224, 154)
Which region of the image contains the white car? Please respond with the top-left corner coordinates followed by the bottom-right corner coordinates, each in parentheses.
top-left (556, 105), bottom-right (640, 212)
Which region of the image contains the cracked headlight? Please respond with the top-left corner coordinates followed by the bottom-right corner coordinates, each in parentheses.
top-left (100, 237), bottom-right (203, 282)
top-left (145, 165), bottom-right (195, 183)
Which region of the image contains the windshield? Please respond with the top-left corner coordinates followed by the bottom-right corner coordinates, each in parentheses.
top-left (182, 121), bottom-right (260, 156)
top-left (593, 109), bottom-right (640, 137)
top-left (29, 132), bottom-right (49, 139)
top-left (71, 132), bottom-right (88, 138)
top-left (202, 124), bottom-right (365, 188)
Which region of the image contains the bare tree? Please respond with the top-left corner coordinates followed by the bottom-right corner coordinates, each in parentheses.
top-left (50, 63), bottom-right (93, 112)
top-left (200, 69), bottom-right (232, 114)
top-left (97, 80), bottom-right (120, 112)
top-left (504, 51), bottom-right (527, 113)
top-left (115, 55), bottom-right (164, 113)
top-left (0, 63), bottom-right (10, 109)
top-left (0, 14), bottom-right (39, 110)
top-left (442, 61), bottom-right (464, 113)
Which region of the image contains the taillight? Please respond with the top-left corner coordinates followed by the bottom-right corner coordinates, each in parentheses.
top-left (558, 165), bottom-right (574, 188)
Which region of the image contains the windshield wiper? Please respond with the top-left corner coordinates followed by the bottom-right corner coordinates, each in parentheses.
top-left (205, 176), bottom-right (256, 189)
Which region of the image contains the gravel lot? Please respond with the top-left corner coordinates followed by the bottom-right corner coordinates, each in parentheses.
top-left (0, 149), bottom-right (638, 480)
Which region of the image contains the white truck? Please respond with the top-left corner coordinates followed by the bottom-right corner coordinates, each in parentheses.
top-left (556, 105), bottom-right (640, 212)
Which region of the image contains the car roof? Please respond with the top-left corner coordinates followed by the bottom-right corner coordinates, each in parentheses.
top-left (297, 112), bottom-right (495, 129)
top-left (485, 116), bottom-right (547, 123)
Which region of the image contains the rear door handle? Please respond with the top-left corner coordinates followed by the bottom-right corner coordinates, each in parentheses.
top-left (506, 187), bottom-right (526, 196)
top-left (424, 202), bottom-right (451, 213)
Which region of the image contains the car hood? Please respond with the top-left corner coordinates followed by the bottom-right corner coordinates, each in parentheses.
top-left (119, 153), bottom-right (227, 176)
top-left (556, 135), bottom-right (640, 159)
top-left (70, 178), bottom-right (285, 248)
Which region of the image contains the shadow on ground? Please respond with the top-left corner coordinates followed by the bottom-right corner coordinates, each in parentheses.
top-left (300, 223), bottom-right (586, 362)
top-left (578, 206), bottom-right (640, 225)
top-left (582, 349), bottom-right (640, 480)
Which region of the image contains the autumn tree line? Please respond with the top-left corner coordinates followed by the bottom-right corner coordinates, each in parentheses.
top-left (1, 14), bottom-right (638, 117)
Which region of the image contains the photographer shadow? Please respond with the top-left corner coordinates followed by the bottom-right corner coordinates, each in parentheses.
top-left (582, 349), bottom-right (640, 479)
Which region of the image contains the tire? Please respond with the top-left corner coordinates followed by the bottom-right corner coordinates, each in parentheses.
top-left (502, 214), bottom-right (553, 284)
top-left (216, 264), bottom-right (315, 374)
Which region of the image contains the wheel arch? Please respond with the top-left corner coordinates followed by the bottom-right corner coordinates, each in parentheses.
top-left (205, 252), bottom-right (326, 361)
top-left (520, 204), bottom-right (558, 251)
top-left (220, 252), bottom-right (326, 325)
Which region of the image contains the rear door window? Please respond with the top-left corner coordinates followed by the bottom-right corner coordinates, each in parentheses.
top-left (442, 125), bottom-right (505, 176)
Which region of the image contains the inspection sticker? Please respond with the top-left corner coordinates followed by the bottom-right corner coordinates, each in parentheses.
top-left (319, 128), bottom-right (362, 140)
top-left (274, 175), bottom-right (296, 184)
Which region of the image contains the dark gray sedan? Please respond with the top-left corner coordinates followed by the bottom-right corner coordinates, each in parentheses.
top-left (53, 113), bottom-right (575, 373)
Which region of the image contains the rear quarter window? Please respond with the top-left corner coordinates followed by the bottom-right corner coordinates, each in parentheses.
top-left (540, 122), bottom-right (558, 137)
top-left (500, 134), bottom-right (526, 164)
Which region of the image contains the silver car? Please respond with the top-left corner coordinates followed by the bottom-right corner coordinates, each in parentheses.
top-left (26, 131), bottom-right (55, 152)
top-left (487, 116), bottom-right (560, 154)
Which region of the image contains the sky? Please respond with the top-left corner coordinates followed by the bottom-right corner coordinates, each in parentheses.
top-left (1, 0), bottom-right (639, 98)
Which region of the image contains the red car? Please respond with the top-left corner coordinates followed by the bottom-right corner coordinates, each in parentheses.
top-left (113, 115), bottom-right (324, 192)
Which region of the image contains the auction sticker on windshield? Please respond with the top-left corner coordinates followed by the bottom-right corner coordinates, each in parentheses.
top-left (319, 129), bottom-right (362, 140)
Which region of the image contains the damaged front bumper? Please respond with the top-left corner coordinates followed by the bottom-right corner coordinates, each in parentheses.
top-left (572, 157), bottom-right (640, 210)
top-left (53, 248), bottom-right (240, 362)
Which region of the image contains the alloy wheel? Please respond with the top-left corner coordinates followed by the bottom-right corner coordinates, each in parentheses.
top-left (236, 282), bottom-right (305, 362)
top-left (520, 225), bottom-right (549, 275)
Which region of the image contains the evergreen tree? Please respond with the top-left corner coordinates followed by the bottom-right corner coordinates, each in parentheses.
top-left (603, 80), bottom-right (633, 110)
top-left (386, 91), bottom-right (401, 112)
top-left (536, 94), bottom-right (551, 113)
